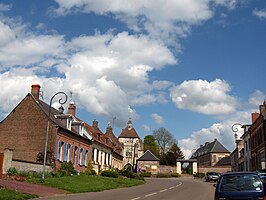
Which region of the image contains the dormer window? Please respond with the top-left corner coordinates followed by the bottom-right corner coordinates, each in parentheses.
top-left (67, 118), bottom-right (72, 130)
top-left (98, 133), bottom-right (101, 140)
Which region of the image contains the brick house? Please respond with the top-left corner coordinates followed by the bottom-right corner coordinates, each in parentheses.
top-left (250, 100), bottom-right (266, 171)
top-left (84, 120), bottom-right (123, 174)
top-left (104, 124), bottom-right (124, 170)
top-left (65, 100), bottom-right (124, 174)
top-left (0, 85), bottom-right (95, 177)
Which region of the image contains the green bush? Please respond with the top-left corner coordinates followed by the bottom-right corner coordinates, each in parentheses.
top-left (100, 170), bottom-right (119, 178)
top-left (7, 167), bottom-right (18, 176)
top-left (121, 170), bottom-right (137, 178)
top-left (193, 172), bottom-right (205, 178)
top-left (85, 160), bottom-right (97, 175)
top-left (58, 161), bottom-right (76, 176)
top-left (140, 172), bottom-right (152, 177)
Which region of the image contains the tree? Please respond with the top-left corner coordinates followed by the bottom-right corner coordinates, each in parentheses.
top-left (152, 127), bottom-right (176, 154)
top-left (165, 143), bottom-right (184, 165)
top-left (143, 135), bottom-right (159, 157)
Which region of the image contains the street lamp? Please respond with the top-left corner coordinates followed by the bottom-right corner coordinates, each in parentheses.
top-left (42, 91), bottom-right (67, 180)
top-left (232, 123), bottom-right (242, 144)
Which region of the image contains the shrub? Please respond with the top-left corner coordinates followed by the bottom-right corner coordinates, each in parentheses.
top-left (121, 170), bottom-right (137, 178)
top-left (8, 167), bottom-right (17, 176)
top-left (58, 161), bottom-right (76, 176)
top-left (140, 172), bottom-right (152, 177)
top-left (193, 172), bottom-right (205, 178)
top-left (101, 170), bottom-right (119, 178)
top-left (85, 160), bottom-right (97, 175)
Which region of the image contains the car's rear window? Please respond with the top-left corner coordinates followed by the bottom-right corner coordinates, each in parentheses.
top-left (208, 172), bottom-right (218, 175)
top-left (220, 174), bottom-right (262, 192)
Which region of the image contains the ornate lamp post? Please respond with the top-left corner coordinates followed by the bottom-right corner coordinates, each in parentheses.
top-left (232, 123), bottom-right (242, 144)
top-left (42, 92), bottom-right (67, 180)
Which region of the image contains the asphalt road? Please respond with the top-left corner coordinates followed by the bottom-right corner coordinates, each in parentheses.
top-left (36, 177), bottom-right (215, 200)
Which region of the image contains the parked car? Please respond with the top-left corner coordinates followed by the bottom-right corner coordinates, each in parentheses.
top-left (205, 171), bottom-right (220, 182)
top-left (257, 171), bottom-right (266, 181)
top-left (214, 172), bottom-right (265, 200)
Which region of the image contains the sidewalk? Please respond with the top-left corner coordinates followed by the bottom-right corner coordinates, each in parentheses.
top-left (0, 179), bottom-right (68, 197)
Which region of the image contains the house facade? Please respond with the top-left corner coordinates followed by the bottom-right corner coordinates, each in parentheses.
top-left (0, 84), bottom-right (124, 177)
top-left (191, 138), bottom-right (231, 173)
top-left (137, 150), bottom-right (160, 174)
top-left (0, 85), bottom-right (93, 177)
top-left (250, 101), bottom-right (266, 171)
top-left (118, 120), bottom-right (144, 170)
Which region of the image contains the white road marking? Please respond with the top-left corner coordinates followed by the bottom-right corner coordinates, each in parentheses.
top-left (145, 192), bottom-right (157, 197)
top-left (131, 197), bottom-right (141, 200)
top-left (130, 182), bottom-right (183, 200)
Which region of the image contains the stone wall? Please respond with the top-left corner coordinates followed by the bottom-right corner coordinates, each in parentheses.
top-left (12, 160), bottom-right (53, 173)
top-left (159, 165), bottom-right (177, 173)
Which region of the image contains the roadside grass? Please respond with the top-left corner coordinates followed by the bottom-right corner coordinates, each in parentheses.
top-left (0, 188), bottom-right (37, 200)
top-left (27, 174), bottom-right (145, 193)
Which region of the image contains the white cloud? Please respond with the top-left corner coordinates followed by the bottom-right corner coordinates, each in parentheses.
top-left (170, 79), bottom-right (237, 115)
top-left (0, 3), bottom-right (12, 11)
top-left (253, 9), bottom-right (266, 19)
top-left (178, 90), bottom-right (266, 159)
top-left (141, 124), bottom-right (151, 133)
top-left (0, 15), bottom-right (176, 127)
top-left (151, 113), bottom-right (164, 125)
top-left (248, 90), bottom-right (265, 107)
top-left (53, 0), bottom-right (237, 44)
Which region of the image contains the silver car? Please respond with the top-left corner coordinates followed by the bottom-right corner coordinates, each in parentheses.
top-left (205, 171), bottom-right (220, 182)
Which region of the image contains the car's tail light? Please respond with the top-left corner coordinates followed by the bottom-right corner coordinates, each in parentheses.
top-left (264, 196), bottom-right (266, 200)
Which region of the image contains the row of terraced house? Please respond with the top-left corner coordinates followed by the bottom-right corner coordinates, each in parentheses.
top-left (231, 100), bottom-right (266, 173)
top-left (0, 84), bottom-right (144, 178)
top-left (191, 99), bottom-right (266, 174)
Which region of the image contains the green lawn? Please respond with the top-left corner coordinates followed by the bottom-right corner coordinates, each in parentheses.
top-left (0, 188), bottom-right (37, 200)
top-left (27, 174), bottom-right (145, 193)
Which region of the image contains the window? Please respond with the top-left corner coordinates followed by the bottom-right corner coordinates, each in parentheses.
top-left (79, 148), bottom-right (83, 165)
top-left (57, 140), bottom-right (62, 160)
top-left (64, 143), bottom-right (69, 162)
top-left (83, 150), bottom-right (87, 166)
top-left (74, 146), bottom-right (78, 165)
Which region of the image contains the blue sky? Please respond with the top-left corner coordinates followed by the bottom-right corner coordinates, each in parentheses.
top-left (0, 0), bottom-right (265, 158)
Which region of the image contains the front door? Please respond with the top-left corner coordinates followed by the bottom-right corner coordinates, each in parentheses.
top-left (0, 153), bottom-right (4, 178)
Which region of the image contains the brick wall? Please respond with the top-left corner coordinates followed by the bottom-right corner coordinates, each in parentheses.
top-left (0, 95), bottom-right (56, 165)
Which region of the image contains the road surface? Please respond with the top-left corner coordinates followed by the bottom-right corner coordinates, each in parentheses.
top-left (35, 177), bottom-right (215, 200)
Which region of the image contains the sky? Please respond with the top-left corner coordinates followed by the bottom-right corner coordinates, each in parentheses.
top-left (0, 0), bottom-right (265, 158)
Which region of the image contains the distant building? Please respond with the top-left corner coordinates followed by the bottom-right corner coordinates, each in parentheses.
top-left (118, 120), bottom-right (144, 170)
top-left (137, 150), bottom-right (160, 174)
top-left (191, 138), bottom-right (231, 173)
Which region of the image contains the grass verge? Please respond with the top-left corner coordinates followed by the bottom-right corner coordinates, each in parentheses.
top-left (0, 188), bottom-right (37, 200)
top-left (27, 174), bottom-right (145, 193)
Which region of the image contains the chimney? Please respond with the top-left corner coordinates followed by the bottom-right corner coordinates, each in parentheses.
top-left (260, 100), bottom-right (266, 119)
top-left (252, 112), bottom-right (260, 123)
top-left (68, 100), bottom-right (76, 116)
top-left (31, 84), bottom-right (40, 101)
